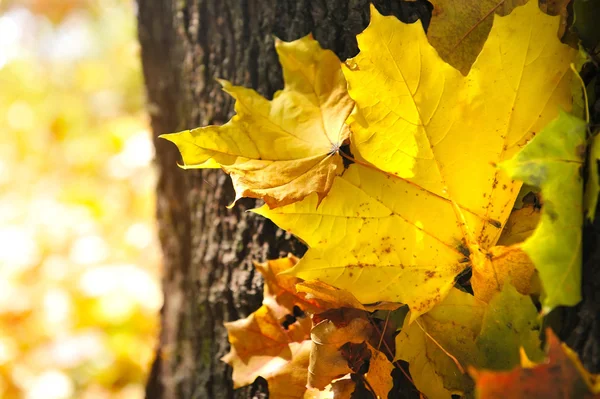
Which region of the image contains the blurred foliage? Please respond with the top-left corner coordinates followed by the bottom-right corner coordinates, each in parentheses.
top-left (0, 0), bottom-right (161, 398)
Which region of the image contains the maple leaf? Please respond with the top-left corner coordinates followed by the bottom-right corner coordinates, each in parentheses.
top-left (265, 341), bottom-right (313, 399)
top-left (331, 378), bottom-right (356, 398)
top-left (257, 1), bottom-right (576, 318)
top-left (501, 111), bottom-right (586, 311)
top-left (395, 288), bottom-right (485, 399)
top-left (475, 283), bottom-right (544, 369)
top-left (416, 0), bottom-right (525, 74)
top-left (308, 309), bottom-right (373, 390)
top-left (470, 329), bottom-right (600, 399)
top-left (222, 257), bottom-right (313, 396)
top-left (497, 203), bottom-right (541, 246)
top-left (257, 255), bottom-right (330, 315)
top-left (161, 35), bottom-right (353, 208)
top-left (364, 343), bottom-right (395, 399)
top-left (416, 0), bottom-right (569, 74)
top-left (470, 244), bottom-right (539, 302)
top-left (395, 284), bottom-right (543, 399)
top-left (296, 280), bottom-right (403, 312)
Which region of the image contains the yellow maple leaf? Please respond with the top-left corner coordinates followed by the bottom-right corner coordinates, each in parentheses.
top-left (396, 284), bottom-right (544, 398)
top-left (395, 288), bottom-right (485, 399)
top-left (257, 1), bottom-right (575, 317)
top-left (470, 244), bottom-right (539, 302)
top-left (161, 35), bottom-right (353, 208)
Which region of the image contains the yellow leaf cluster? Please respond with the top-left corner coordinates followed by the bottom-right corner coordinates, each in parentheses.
top-left (164, 1), bottom-right (589, 398)
top-left (222, 258), bottom-right (396, 398)
top-left (256, 0), bottom-right (575, 317)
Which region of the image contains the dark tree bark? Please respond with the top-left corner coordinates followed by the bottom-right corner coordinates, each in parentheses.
top-left (136, 0), bottom-right (600, 398)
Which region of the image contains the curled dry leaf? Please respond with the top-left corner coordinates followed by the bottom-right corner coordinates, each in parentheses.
top-left (161, 35), bottom-right (353, 208)
top-left (256, 255), bottom-right (330, 315)
top-left (309, 309), bottom-right (373, 390)
top-left (222, 306), bottom-right (310, 390)
top-left (222, 257), bottom-right (313, 396)
top-left (296, 280), bottom-right (403, 312)
top-left (365, 343), bottom-right (394, 399)
top-left (266, 341), bottom-right (313, 399)
top-left (331, 378), bottom-right (356, 399)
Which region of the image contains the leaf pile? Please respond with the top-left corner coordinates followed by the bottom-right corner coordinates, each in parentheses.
top-left (164, 0), bottom-right (599, 397)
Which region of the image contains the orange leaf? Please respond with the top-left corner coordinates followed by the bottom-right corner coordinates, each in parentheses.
top-left (470, 330), bottom-right (600, 398)
top-left (309, 309), bottom-right (373, 390)
top-left (222, 256), bottom-right (313, 395)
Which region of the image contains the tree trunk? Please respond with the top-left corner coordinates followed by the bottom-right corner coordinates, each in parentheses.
top-left (136, 1), bottom-right (600, 398)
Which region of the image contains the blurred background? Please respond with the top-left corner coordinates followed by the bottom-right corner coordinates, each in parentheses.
top-left (0, 0), bottom-right (161, 398)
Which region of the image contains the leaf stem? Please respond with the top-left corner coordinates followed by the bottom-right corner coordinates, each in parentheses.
top-left (415, 319), bottom-right (465, 374)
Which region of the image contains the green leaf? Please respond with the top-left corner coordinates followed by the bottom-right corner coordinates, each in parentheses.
top-left (475, 283), bottom-right (545, 370)
top-left (501, 111), bottom-right (586, 312)
top-left (584, 132), bottom-right (600, 221)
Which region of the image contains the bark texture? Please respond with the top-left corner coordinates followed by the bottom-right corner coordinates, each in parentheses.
top-left (136, 0), bottom-right (600, 398)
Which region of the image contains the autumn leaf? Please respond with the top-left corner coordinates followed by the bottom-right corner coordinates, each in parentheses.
top-left (497, 204), bottom-right (541, 246)
top-left (222, 257), bottom-right (313, 396)
top-left (161, 35), bottom-right (353, 208)
top-left (296, 280), bottom-right (403, 312)
top-left (257, 1), bottom-right (575, 318)
top-left (331, 378), bottom-right (356, 398)
top-left (364, 343), bottom-right (394, 399)
top-left (417, 0), bottom-right (524, 74)
top-left (501, 111), bottom-right (586, 311)
top-left (266, 341), bottom-right (313, 399)
top-left (470, 245), bottom-right (539, 302)
top-left (256, 164), bottom-right (468, 319)
top-left (257, 255), bottom-right (330, 315)
top-left (417, 0), bottom-right (569, 75)
top-left (475, 283), bottom-right (544, 369)
top-left (395, 288), bottom-right (486, 399)
top-left (471, 329), bottom-right (600, 399)
top-left (308, 309), bottom-right (373, 390)
top-left (395, 284), bottom-right (543, 398)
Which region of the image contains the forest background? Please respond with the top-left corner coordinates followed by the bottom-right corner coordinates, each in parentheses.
top-left (0, 0), bottom-right (160, 398)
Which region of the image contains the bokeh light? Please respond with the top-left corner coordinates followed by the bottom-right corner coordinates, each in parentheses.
top-left (0, 0), bottom-right (161, 397)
